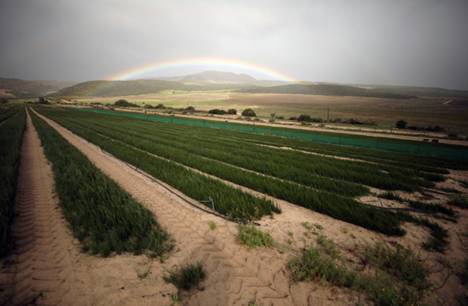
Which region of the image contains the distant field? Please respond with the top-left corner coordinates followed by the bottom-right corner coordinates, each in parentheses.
top-left (74, 91), bottom-right (468, 134)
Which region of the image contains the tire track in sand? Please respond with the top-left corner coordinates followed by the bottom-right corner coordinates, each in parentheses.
top-left (0, 111), bottom-right (79, 306)
top-left (33, 109), bottom-right (299, 306)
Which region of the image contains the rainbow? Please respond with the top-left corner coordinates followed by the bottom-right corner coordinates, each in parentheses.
top-left (108, 57), bottom-right (296, 82)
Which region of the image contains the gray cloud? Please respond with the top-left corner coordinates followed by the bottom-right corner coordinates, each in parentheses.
top-left (1, 0), bottom-right (467, 89)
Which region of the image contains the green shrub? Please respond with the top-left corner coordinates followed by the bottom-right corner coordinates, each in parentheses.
top-left (297, 114), bottom-right (322, 123)
top-left (396, 120), bottom-right (407, 129)
top-left (289, 243), bottom-right (427, 306)
top-left (241, 108), bottom-right (256, 117)
top-left (316, 234), bottom-right (340, 259)
top-left (164, 262), bottom-right (206, 290)
top-left (208, 109), bottom-right (227, 115)
top-left (207, 221), bottom-right (217, 230)
top-left (114, 99), bottom-right (138, 107)
top-left (364, 243), bottom-right (428, 289)
top-left (237, 225), bottom-right (273, 248)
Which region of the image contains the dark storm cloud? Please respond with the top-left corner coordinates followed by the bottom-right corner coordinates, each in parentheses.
top-left (1, 0), bottom-right (467, 89)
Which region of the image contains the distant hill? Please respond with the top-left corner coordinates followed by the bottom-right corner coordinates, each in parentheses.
top-left (0, 77), bottom-right (75, 98)
top-left (52, 71), bottom-right (287, 97)
top-left (165, 70), bottom-right (286, 86)
top-left (357, 84), bottom-right (468, 98)
top-left (52, 80), bottom-right (191, 97)
top-left (169, 70), bottom-right (256, 84)
top-left (48, 71), bottom-right (468, 99)
top-left (238, 83), bottom-right (417, 99)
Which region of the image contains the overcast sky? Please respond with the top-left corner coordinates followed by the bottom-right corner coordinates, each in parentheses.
top-left (1, 0), bottom-right (468, 89)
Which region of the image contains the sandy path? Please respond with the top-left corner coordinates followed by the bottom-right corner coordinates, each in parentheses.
top-left (0, 111), bottom-right (81, 305)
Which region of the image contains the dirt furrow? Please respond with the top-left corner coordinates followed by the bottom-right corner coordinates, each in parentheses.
top-left (1, 112), bottom-right (78, 306)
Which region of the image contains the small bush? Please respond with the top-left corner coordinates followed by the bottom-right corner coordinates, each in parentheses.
top-left (207, 221), bottom-right (217, 230)
top-left (185, 106), bottom-right (195, 112)
top-left (241, 108), bottom-right (256, 117)
top-left (227, 108), bottom-right (237, 115)
top-left (237, 224), bottom-right (273, 248)
top-left (364, 243), bottom-right (428, 289)
top-left (208, 109), bottom-right (227, 115)
top-left (114, 99), bottom-right (138, 107)
top-left (288, 246), bottom-right (353, 284)
top-left (316, 234), bottom-right (340, 259)
top-left (297, 114), bottom-right (322, 123)
top-left (164, 263), bottom-right (206, 290)
top-left (396, 120), bottom-right (407, 129)
top-left (289, 243), bottom-right (427, 306)
top-left (448, 194), bottom-right (468, 209)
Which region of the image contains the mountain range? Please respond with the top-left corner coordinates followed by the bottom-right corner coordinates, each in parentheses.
top-left (2, 71), bottom-right (468, 99)
top-left (0, 77), bottom-right (75, 98)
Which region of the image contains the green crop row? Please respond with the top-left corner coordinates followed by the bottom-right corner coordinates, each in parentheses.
top-left (33, 108), bottom-right (279, 222)
top-left (37, 107), bottom-right (405, 236)
top-left (65, 117), bottom-right (368, 197)
top-left (0, 106), bottom-right (19, 125)
top-left (30, 110), bottom-right (173, 257)
top-left (231, 135), bottom-right (455, 172)
top-left (0, 108), bottom-right (25, 257)
top-left (56, 109), bottom-right (437, 192)
top-left (122, 121), bottom-right (446, 183)
top-left (87, 108), bottom-right (461, 171)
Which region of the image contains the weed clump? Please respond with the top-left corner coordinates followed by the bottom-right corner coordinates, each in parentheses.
top-left (237, 224), bottom-right (273, 248)
top-left (164, 263), bottom-right (206, 290)
top-left (289, 240), bottom-right (429, 306)
top-left (363, 243), bottom-right (428, 289)
top-left (207, 221), bottom-right (217, 230)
